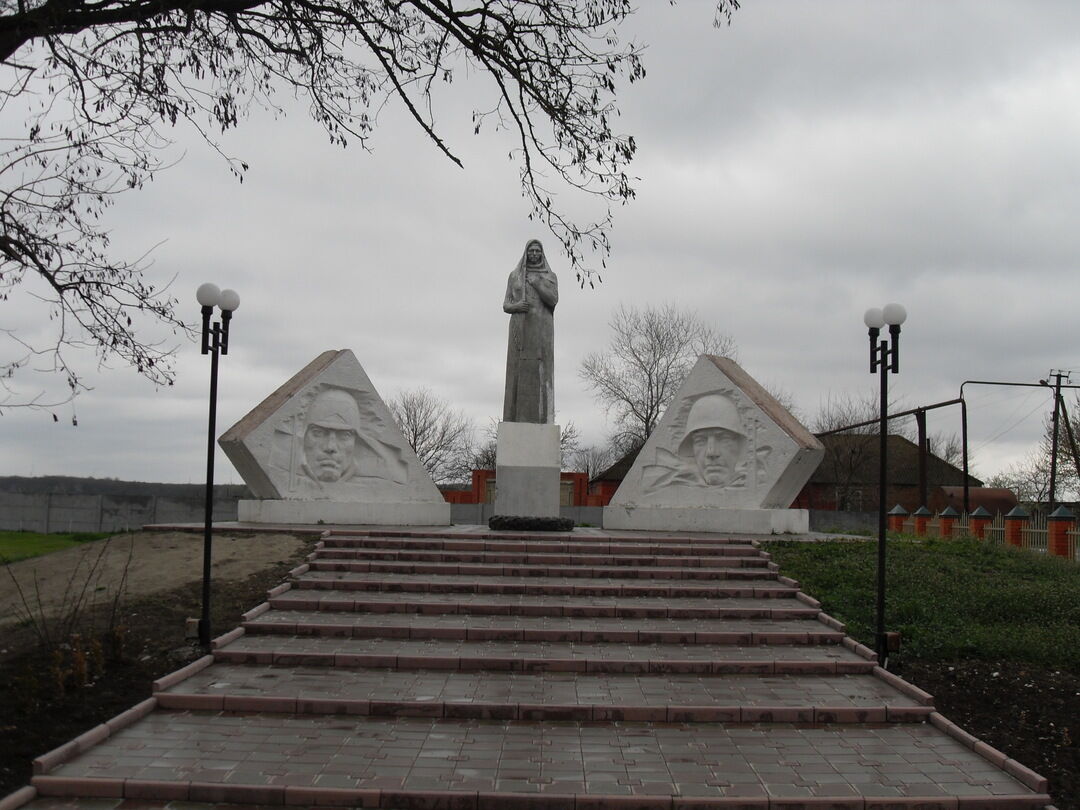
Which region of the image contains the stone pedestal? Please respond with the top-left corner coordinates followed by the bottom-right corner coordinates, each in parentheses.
top-left (494, 422), bottom-right (561, 518)
top-left (603, 505), bottom-right (809, 535)
top-left (237, 499), bottom-right (450, 526)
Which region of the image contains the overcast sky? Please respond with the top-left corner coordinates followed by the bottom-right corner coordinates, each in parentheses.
top-left (5, 1), bottom-right (1080, 490)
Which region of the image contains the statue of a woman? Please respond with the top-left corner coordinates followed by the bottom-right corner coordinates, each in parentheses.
top-left (503, 239), bottom-right (558, 423)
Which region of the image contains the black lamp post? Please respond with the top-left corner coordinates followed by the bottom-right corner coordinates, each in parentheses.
top-left (863, 302), bottom-right (906, 667)
top-left (197, 282), bottom-right (240, 648)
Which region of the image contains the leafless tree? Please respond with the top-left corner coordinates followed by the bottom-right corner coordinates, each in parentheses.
top-left (463, 415), bottom-right (580, 472)
top-left (579, 303), bottom-right (738, 450)
top-left (989, 400), bottom-right (1080, 504)
top-left (558, 419), bottom-right (581, 468)
top-left (387, 387), bottom-right (474, 484)
top-left (810, 392), bottom-right (883, 511)
top-left (986, 452), bottom-right (1054, 505)
top-left (927, 431), bottom-right (964, 470)
top-left (570, 443), bottom-right (616, 480)
top-left (1, 0), bottom-right (740, 408)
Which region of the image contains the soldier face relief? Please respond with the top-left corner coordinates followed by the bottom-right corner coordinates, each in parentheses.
top-left (690, 427), bottom-right (744, 486)
top-left (304, 424), bottom-right (358, 481)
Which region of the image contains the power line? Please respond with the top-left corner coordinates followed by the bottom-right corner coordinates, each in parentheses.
top-left (971, 393), bottom-right (1050, 453)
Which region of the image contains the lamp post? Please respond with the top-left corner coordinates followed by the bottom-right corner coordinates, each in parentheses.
top-left (863, 302), bottom-right (906, 667)
top-left (197, 282), bottom-right (240, 648)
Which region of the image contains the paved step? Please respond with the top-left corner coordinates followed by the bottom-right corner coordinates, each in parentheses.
top-left (269, 588), bottom-right (819, 618)
top-left (31, 712), bottom-right (1050, 807)
top-left (293, 571), bottom-right (801, 597)
top-left (14, 527), bottom-right (1053, 810)
top-left (156, 664), bottom-right (932, 722)
top-left (321, 535), bottom-right (768, 557)
top-left (242, 610), bottom-right (843, 645)
top-left (214, 634), bottom-right (873, 673)
top-left (330, 529), bottom-right (760, 546)
top-left (313, 547), bottom-right (773, 568)
top-left (305, 559), bottom-right (780, 580)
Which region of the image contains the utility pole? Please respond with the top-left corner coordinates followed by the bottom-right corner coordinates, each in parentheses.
top-left (1045, 370), bottom-right (1069, 511)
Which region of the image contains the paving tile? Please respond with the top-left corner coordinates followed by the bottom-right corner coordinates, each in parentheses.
top-left (12, 527), bottom-right (1053, 810)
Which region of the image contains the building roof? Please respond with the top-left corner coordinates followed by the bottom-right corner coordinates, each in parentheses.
top-left (593, 445), bottom-right (641, 483)
top-left (811, 433), bottom-right (982, 487)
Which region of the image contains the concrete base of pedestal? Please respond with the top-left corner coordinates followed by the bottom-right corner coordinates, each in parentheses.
top-left (494, 422), bottom-right (561, 518)
top-left (602, 505), bottom-right (809, 535)
top-left (237, 499), bottom-right (451, 526)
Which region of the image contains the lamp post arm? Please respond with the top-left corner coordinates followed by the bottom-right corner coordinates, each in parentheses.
top-left (221, 310), bottom-right (233, 355)
top-left (200, 306), bottom-right (214, 355)
top-left (868, 327), bottom-right (881, 372)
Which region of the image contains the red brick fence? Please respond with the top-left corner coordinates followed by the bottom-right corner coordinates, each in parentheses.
top-left (887, 505), bottom-right (1078, 560)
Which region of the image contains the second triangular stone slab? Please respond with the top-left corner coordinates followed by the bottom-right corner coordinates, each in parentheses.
top-left (604, 355), bottom-right (823, 534)
top-left (220, 349), bottom-right (450, 525)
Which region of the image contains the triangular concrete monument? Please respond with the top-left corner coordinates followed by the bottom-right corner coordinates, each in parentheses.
top-left (220, 349), bottom-right (450, 525)
top-left (604, 355), bottom-right (823, 534)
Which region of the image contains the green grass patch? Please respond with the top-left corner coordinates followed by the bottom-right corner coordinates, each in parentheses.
top-left (0, 531), bottom-right (113, 563)
top-left (768, 537), bottom-right (1080, 669)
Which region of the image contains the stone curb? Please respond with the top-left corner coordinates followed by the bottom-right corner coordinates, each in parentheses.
top-left (241, 601), bottom-right (272, 620)
top-left (816, 612), bottom-right (846, 632)
top-left (794, 592), bottom-right (821, 608)
top-left (267, 581), bottom-right (293, 597)
top-left (25, 777), bottom-right (1055, 809)
top-left (151, 692), bottom-right (925, 723)
top-left (152, 655), bottom-right (214, 691)
top-left (930, 712), bottom-right (1050, 793)
top-left (289, 562), bottom-right (311, 576)
top-left (211, 647), bottom-right (875, 675)
top-left (211, 626), bottom-right (245, 649)
top-left (32, 698), bottom-right (157, 775)
top-left (842, 637), bottom-right (878, 662)
top-left (0, 786), bottom-right (35, 810)
top-left (873, 666), bottom-right (933, 706)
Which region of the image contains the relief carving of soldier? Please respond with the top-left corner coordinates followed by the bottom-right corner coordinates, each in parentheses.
top-left (279, 386), bottom-right (408, 498)
top-left (642, 393), bottom-right (761, 492)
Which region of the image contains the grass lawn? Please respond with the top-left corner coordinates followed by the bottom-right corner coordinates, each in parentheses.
top-left (767, 535), bottom-right (1080, 669)
top-left (0, 531), bottom-right (113, 563)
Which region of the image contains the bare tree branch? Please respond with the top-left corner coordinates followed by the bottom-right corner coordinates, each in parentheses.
top-left (387, 386), bottom-right (474, 484)
top-left (579, 303), bottom-right (738, 450)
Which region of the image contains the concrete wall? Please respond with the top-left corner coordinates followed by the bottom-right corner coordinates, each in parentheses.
top-left (0, 492), bottom-right (240, 533)
top-left (808, 509), bottom-right (876, 534)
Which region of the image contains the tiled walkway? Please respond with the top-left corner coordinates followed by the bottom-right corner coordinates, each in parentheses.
top-left (7, 527), bottom-right (1053, 810)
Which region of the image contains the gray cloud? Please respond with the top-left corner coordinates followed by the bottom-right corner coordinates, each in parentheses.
top-left (4, 1), bottom-right (1079, 488)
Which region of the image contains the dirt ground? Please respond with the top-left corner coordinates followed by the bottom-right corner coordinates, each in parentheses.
top-left (0, 531), bottom-right (308, 639)
top-left (0, 529), bottom-right (315, 797)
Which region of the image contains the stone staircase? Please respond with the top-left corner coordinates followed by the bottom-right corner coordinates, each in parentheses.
top-left (11, 528), bottom-right (1053, 809)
